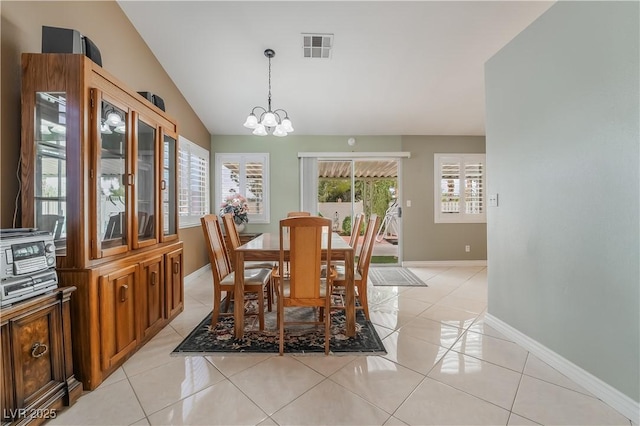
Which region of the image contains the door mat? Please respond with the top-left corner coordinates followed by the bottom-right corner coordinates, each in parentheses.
top-left (368, 267), bottom-right (427, 286)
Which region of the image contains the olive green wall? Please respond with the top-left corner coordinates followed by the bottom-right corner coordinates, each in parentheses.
top-left (212, 135), bottom-right (401, 233)
top-left (1, 0), bottom-right (210, 275)
top-left (401, 135), bottom-right (487, 262)
top-left (212, 134), bottom-right (487, 262)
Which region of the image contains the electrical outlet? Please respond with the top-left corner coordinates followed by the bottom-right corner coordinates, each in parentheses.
top-left (406, 200), bottom-right (411, 207)
top-left (465, 245), bottom-right (471, 252)
top-left (488, 193), bottom-right (499, 207)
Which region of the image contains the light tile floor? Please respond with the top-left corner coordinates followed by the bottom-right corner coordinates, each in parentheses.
top-left (51, 266), bottom-right (632, 425)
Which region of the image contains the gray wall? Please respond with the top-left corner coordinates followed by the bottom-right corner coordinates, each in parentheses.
top-left (485, 1), bottom-right (639, 403)
top-left (212, 134), bottom-right (487, 262)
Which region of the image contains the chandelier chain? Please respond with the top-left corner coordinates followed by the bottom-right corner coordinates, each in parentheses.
top-left (267, 55), bottom-right (272, 112)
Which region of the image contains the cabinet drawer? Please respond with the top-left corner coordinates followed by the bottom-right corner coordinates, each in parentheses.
top-left (10, 303), bottom-right (65, 408)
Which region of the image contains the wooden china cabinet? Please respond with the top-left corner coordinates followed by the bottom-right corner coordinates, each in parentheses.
top-left (20, 53), bottom-right (184, 390)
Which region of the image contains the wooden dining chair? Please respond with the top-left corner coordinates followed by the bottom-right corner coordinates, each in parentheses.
top-left (201, 214), bottom-right (272, 330)
top-left (274, 216), bottom-right (336, 355)
top-left (322, 211), bottom-right (364, 274)
top-left (349, 212), bottom-right (365, 255)
top-left (221, 213), bottom-right (274, 311)
top-left (286, 211), bottom-right (311, 217)
top-left (333, 214), bottom-right (380, 320)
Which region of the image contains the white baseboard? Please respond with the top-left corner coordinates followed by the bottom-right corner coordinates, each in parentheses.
top-left (485, 313), bottom-right (639, 424)
top-left (402, 260), bottom-right (487, 267)
top-left (184, 264), bottom-right (211, 285)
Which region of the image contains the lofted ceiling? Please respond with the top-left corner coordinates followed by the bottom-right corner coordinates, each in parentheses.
top-left (118, 1), bottom-right (554, 137)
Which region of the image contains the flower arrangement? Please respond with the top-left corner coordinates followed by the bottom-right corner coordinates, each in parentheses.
top-left (220, 194), bottom-right (249, 225)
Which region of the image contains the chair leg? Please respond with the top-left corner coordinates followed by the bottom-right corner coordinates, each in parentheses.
top-left (324, 300), bottom-right (331, 355)
top-left (222, 290), bottom-right (232, 312)
top-left (358, 280), bottom-right (370, 320)
top-left (266, 278), bottom-right (273, 312)
top-left (278, 300), bottom-right (285, 356)
top-left (212, 288), bottom-right (222, 327)
top-left (258, 288), bottom-right (265, 331)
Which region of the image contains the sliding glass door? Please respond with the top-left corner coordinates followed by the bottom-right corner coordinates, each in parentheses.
top-left (311, 158), bottom-right (401, 265)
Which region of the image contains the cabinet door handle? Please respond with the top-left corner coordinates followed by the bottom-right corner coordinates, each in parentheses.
top-left (125, 173), bottom-right (134, 186)
top-left (31, 342), bottom-right (48, 358)
top-left (120, 284), bottom-right (129, 302)
top-left (160, 180), bottom-right (167, 190)
top-left (173, 262), bottom-right (180, 275)
top-left (151, 271), bottom-right (157, 286)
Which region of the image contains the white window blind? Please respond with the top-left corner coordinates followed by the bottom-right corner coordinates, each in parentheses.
top-left (434, 153), bottom-right (486, 223)
top-left (215, 153), bottom-right (269, 223)
top-left (178, 136), bottom-right (210, 228)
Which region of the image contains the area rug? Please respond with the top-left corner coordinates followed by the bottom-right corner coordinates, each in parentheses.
top-left (369, 267), bottom-right (427, 287)
top-left (171, 303), bottom-right (386, 355)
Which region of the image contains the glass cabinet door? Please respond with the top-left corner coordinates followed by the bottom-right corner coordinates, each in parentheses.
top-left (96, 99), bottom-right (128, 254)
top-left (135, 117), bottom-right (156, 246)
top-left (35, 92), bottom-right (67, 252)
top-left (161, 133), bottom-right (177, 240)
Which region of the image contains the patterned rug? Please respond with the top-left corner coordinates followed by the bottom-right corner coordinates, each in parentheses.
top-left (369, 267), bottom-right (427, 286)
top-left (172, 301), bottom-right (386, 355)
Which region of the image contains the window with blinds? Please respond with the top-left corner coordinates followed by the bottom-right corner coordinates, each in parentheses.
top-left (215, 153), bottom-right (270, 224)
top-left (178, 136), bottom-right (210, 228)
top-left (434, 153), bottom-right (486, 223)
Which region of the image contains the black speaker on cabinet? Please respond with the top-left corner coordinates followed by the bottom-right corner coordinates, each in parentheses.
top-left (82, 36), bottom-right (102, 67)
top-left (42, 26), bottom-right (102, 67)
top-left (137, 91), bottom-right (166, 112)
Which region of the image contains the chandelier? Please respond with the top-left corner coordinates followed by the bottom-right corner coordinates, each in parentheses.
top-left (243, 49), bottom-right (294, 137)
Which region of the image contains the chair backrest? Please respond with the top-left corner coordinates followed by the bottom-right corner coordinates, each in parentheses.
top-left (201, 214), bottom-right (232, 285)
top-left (286, 211), bottom-right (311, 217)
top-left (221, 213), bottom-right (242, 269)
top-left (348, 212), bottom-right (365, 253)
top-left (279, 216), bottom-right (332, 303)
top-left (357, 214), bottom-right (380, 278)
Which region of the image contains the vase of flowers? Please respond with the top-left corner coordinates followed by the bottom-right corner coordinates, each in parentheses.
top-left (220, 193), bottom-right (249, 232)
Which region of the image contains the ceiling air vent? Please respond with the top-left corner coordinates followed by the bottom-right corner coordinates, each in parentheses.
top-left (302, 33), bottom-right (333, 59)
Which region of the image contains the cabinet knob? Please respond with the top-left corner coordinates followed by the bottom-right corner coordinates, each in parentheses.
top-left (173, 262), bottom-right (180, 275)
top-left (31, 342), bottom-right (49, 358)
top-left (120, 284), bottom-right (129, 302)
top-left (160, 180), bottom-right (167, 190)
top-left (151, 271), bottom-right (157, 286)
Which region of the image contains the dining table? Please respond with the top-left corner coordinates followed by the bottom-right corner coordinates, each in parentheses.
top-left (233, 231), bottom-right (356, 339)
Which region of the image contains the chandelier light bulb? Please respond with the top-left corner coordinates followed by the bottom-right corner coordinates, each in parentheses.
top-left (252, 124), bottom-right (268, 136)
top-left (273, 125), bottom-right (288, 137)
top-left (114, 124), bottom-right (126, 134)
top-left (106, 111), bottom-right (122, 126)
top-left (261, 112), bottom-right (278, 128)
top-left (281, 118), bottom-right (294, 133)
top-left (100, 122), bottom-right (113, 134)
top-left (243, 114), bottom-right (258, 129)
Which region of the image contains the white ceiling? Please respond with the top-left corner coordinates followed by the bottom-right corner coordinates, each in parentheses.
top-left (118, 1), bottom-right (554, 136)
